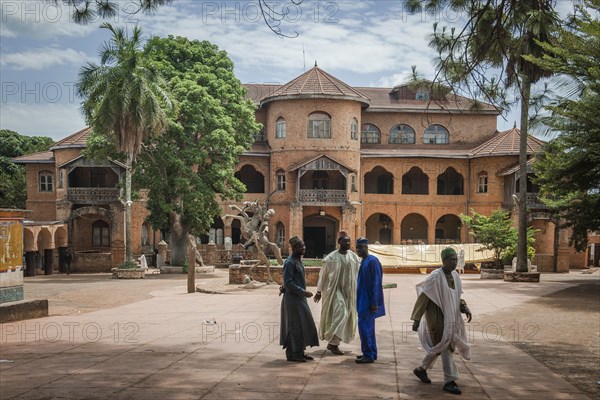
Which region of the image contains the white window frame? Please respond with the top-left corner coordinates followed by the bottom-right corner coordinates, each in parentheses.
top-left (308, 112), bottom-right (332, 138)
top-left (276, 171), bottom-right (286, 191)
top-left (477, 174), bottom-right (489, 193)
top-left (276, 117), bottom-right (286, 139)
top-left (361, 124), bottom-right (381, 144)
top-left (423, 124), bottom-right (449, 144)
top-left (389, 124), bottom-right (416, 144)
top-left (350, 118), bottom-right (358, 140)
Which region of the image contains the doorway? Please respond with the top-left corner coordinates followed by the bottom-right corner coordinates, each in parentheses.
top-left (304, 227), bottom-right (327, 259)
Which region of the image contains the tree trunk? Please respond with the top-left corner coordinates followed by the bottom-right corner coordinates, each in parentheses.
top-left (516, 76), bottom-right (531, 273)
top-left (169, 210), bottom-right (188, 266)
top-left (552, 218), bottom-right (560, 273)
top-left (125, 153), bottom-right (133, 263)
top-left (187, 234), bottom-right (196, 293)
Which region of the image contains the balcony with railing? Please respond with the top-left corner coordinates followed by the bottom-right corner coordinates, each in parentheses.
top-left (67, 187), bottom-right (120, 204)
top-left (502, 192), bottom-right (549, 210)
top-left (298, 189), bottom-right (347, 204)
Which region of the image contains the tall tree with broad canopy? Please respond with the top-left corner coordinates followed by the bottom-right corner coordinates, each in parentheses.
top-left (404, 0), bottom-right (560, 272)
top-left (135, 36), bottom-right (260, 266)
top-left (527, 0), bottom-right (600, 252)
top-left (77, 23), bottom-right (172, 265)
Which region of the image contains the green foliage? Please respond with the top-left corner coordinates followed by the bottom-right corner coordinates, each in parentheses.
top-left (461, 209), bottom-right (536, 267)
top-left (47, 0), bottom-right (172, 25)
top-left (527, 0), bottom-right (600, 251)
top-left (119, 261), bottom-right (138, 269)
top-left (77, 23), bottom-right (173, 263)
top-left (135, 36), bottom-right (260, 235)
top-left (0, 130), bottom-right (54, 208)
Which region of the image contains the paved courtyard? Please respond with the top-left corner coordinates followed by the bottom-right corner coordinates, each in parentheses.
top-left (1, 270), bottom-right (598, 400)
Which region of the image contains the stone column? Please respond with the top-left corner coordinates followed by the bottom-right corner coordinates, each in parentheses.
top-left (289, 202), bottom-right (303, 252)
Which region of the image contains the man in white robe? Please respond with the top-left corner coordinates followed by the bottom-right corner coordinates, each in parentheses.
top-left (411, 247), bottom-right (472, 395)
top-left (314, 231), bottom-right (360, 355)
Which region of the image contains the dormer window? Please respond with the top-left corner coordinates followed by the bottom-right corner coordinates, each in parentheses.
top-left (415, 88), bottom-right (430, 101)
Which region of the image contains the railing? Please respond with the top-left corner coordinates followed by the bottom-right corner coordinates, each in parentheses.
top-left (298, 189), bottom-right (347, 203)
top-left (67, 187), bottom-right (120, 204)
top-left (502, 192), bottom-right (549, 209)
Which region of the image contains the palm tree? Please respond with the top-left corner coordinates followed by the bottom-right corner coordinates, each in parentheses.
top-left (77, 23), bottom-right (172, 264)
top-left (405, 0), bottom-right (560, 272)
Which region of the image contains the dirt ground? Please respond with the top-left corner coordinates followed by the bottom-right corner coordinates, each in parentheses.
top-left (21, 269), bottom-right (600, 398)
top-left (475, 279), bottom-right (600, 399)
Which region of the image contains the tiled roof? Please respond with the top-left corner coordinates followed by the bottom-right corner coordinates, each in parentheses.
top-left (469, 128), bottom-right (545, 158)
top-left (260, 66), bottom-right (370, 106)
top-left (357, 87), bottom-right (498, 113)
top-left (49, 127), bottom-right (92, 150)
top-left (12, 151), bottom-right (54, 164)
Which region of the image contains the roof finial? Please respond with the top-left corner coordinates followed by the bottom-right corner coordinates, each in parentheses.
top-left (513, 121), bottom-right (517, 129)
top-left (314, 60), bottom-right (318, 67)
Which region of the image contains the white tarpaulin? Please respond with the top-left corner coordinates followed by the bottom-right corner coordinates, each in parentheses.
top-left (368, 243), bottom-right (494, 269)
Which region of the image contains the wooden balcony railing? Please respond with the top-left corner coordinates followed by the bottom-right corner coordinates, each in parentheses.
top-left (298, 189), bottom-right (347, 204)
top-left (67, 187), bottom-right (120, 204)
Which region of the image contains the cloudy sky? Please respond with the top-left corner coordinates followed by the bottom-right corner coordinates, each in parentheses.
top-left (0, 0), bottom-right (577, 141)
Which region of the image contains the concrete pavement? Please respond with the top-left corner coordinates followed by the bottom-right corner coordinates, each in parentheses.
top-left (0, 271), bottom-right (595, 400)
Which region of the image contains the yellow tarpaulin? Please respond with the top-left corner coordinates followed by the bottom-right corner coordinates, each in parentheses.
top-left (368, 244), bottom-right (494, 269)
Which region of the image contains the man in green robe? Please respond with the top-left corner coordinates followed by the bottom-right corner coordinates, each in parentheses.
top-left (313, 231), bottom-right (360, 355)
top-left (411, 247), bottom-right (472, 395)
top-left (280, 236), bottom-right (319, 362)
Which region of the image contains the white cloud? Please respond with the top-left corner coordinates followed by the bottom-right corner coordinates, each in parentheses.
top-left (1, 47), bottom-right (90, 70)
top-left (0, 1), bottom-right (96, 39)
top-left (0, 102), bottom-right (86, 140)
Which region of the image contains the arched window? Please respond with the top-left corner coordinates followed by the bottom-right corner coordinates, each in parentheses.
top-left (276, 170), bottom-right (286, 191)
top-left (235, 165), bottom-right (265, 193)
top-left (308, 112), bottom-right (331, 138)
top-left (477, 171), bottom-right (488, 193)
top-left (39, 170), bottom-right (54, 192)
top-left (402, 166), bottom-right (429, 194)
top-left (437, 167), bottom-right (464, 195)
top-left (92, 220), bottom-right (110, 247)
top-left (361, 123), bottom-right (381, 144)
top-left (389, 124), bottom-right (416, 144)
top-left (350, 118), bottom-right (358, 140)
top-left (424, 124), bottom-right (449, 144)
top-left (276, 222), bottom-right (285, 247)
top-left (276, 117), bottom-right (286, 139)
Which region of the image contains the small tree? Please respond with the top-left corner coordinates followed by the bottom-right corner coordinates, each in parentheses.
top-left (461, 209), bottom-right (516, 267)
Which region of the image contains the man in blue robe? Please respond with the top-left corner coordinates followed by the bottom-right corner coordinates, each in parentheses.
top-left (280, 236), bottom-right (319, 362)
top-left (355, 237), bottom-right (385, 363)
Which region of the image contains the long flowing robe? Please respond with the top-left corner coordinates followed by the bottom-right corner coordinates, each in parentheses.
top-left (356, 254), bottom-right (386, 360)
top-left (280, 254), bottom-right (319, 353)
top-left (317, 250), bottom-right (360, 343)
top-left (411, 268), bottom-right (470, 360)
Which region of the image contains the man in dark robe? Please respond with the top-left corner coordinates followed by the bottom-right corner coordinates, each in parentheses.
top-left (280, 235), bottom-right (319, 362)
top-left (355, 237), bottom-right (385, 363)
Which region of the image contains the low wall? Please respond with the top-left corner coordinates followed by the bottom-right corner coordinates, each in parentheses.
top-left (229, 265), bottom-right (321, 286)
top-left (73, 252), bottom-right (112, 273)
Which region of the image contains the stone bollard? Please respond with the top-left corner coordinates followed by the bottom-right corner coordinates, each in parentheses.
top-left (206, 240), bottom-right (217, 265)
top-left (157, 240), bottom-right (168, 268)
